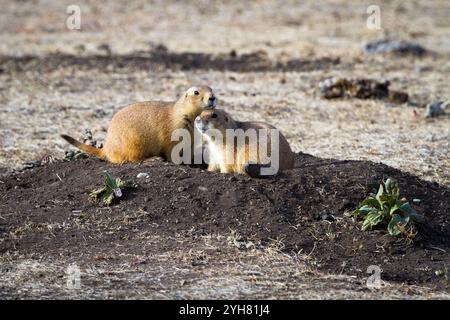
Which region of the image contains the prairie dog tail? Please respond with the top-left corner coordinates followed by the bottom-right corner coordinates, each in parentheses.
top-left (61, 134), bottom-right (104, 159)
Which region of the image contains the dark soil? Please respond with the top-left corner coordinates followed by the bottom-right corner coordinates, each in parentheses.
top-left (0, 153), bottom-right (449, 289)
top-left (0, 47), bottom-right (341, 73)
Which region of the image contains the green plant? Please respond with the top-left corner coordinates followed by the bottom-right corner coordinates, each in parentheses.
top-left (352, 178), bottom-right (424, 236)
top-left (89, 173), bottom-right (126, 205)
top-left (64, 150), bottom-right (87, 161)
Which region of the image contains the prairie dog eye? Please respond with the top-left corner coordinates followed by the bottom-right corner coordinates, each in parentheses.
top-left (211, 113), bottom-right (218, 119)
top-left (194, 90), bottom-right (200, 96)
top-left (225, 117), bottom-right (228, 122)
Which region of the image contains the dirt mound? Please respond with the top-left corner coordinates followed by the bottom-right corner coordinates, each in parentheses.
top-left (0, 153), bottom-right (449, 288)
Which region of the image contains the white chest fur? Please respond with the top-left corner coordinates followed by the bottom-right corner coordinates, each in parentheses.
top-left (206, 137), bottom-right (225, 169)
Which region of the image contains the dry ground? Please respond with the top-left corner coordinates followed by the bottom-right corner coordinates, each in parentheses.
top-left (0, 0), bottom-right (449, 299)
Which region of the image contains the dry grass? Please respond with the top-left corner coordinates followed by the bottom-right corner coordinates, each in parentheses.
top-left (0, 0), bottom-right (449, 299)
top-left (1, 234), bottom-right (449, 299)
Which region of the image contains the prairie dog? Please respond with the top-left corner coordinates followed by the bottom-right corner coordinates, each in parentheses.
top-left (194, 109), bottom-right (294, 177)
top-left (62, 86), bottom-right (217, 163)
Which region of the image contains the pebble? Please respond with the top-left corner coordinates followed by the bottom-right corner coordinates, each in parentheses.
top-left (425, 101), bottom-right (449, 118)
top-left (22, 160), bottom-right (42, 170)
top-left (321, 213), bottom-right (336, 222)
top-left (136, 172), bottom-right (149, 179)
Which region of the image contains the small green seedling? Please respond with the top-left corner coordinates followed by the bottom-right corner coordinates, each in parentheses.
top-left (89, 173), bottom-right (126, 206)
top-left (352, 178), bottom-right (424, 237)
top-left (64, 150), bottom-right (88, 161)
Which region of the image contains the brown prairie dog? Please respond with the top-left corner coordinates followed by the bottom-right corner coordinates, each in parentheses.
top-left (61, 86), bottom-right (217, 163)
top-left (194, 109), bottom-right (294, 177)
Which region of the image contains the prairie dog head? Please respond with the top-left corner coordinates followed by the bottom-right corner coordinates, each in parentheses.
top-left (179, 86), bottom-right (217, 113)
top-left (194, 109), bottom-right (236, 135)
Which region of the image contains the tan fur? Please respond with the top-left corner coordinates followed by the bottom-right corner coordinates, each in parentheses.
top-left (195, 109), bottom-right (294, 176)
top-left (61, 86), bottom-right (217, 163)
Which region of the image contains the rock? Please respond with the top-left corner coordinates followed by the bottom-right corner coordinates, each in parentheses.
top-left (321, 213), bottom-right (336, 222)
top-left (364, 39), bottom-right (427, 56)
top-left (425, 101), bottom-right (449, 118)
top-left (148, 42), bottom-right (168, 53)
top-left (319, 77), bottom-right (345, 99)
top-left (414, 65), bottom-right (432, 73)
top-left (97, 43), bottom-right (112, 56)
top-left (319, 77), bottom-right (408, 103)
top-left (136, 172), bottom-right (150, 179)
top-left (22, 160), bottom-right (42, 170)
top-left (388, 90), bottom-right (409, 104)
top-left (319, 78), bottom-right (389, 99)
top-left (92, 108), bottom-right (107, 118)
